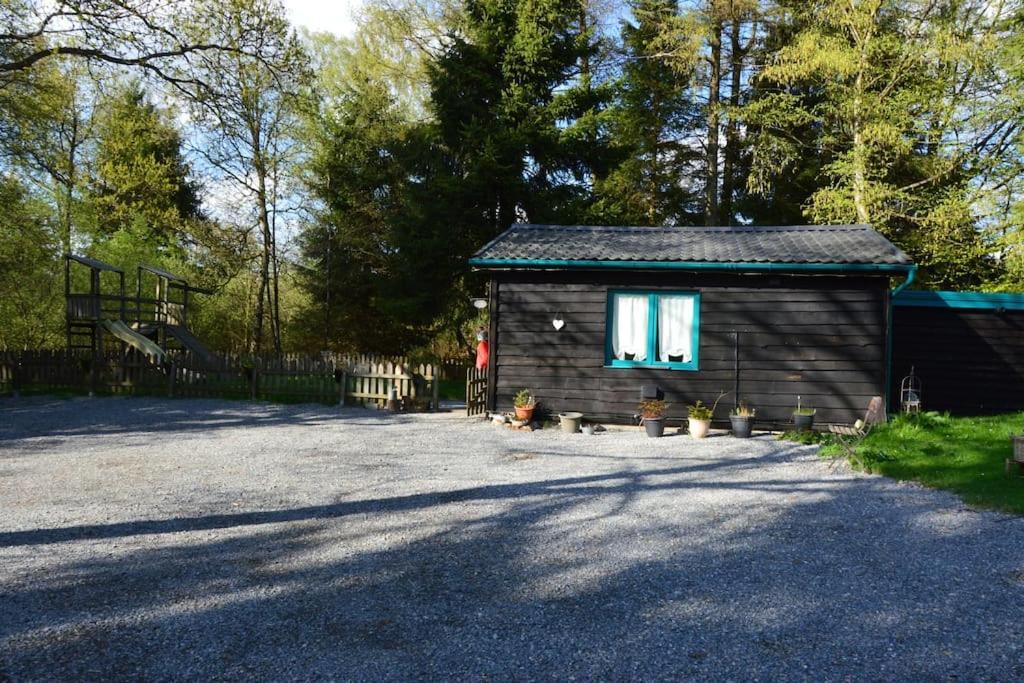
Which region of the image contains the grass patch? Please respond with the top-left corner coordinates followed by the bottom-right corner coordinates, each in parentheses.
top-left (801, 412), bottom-right (1024, 515)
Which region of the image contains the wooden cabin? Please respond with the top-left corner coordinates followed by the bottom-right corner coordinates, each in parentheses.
top-left (469, 224), bottom-right (915, 427)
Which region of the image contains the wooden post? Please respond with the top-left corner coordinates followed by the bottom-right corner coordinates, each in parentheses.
top-left (431, 364), bottom-right (440, 412)
top-left (167, 360), bottom-right (177, 398)
top-left (11, 354), bottom-right (21, 399)
top-left (486, 277), bottom-right (498, 412)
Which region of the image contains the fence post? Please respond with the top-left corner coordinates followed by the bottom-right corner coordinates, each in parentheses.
top-left (167, 360), bottom-right (176, 398)
top-left (11, 354), bottom-right (21, 399)
top-left (339, 370), bottom-right (347, 407)
top-left (431, 365), bottom-right (440, 412)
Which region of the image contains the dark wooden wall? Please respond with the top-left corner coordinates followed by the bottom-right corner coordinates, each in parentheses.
top-left (489, 270), bottom-right (889, 427)
top-left (891, 305), bottom-right (1024, 414)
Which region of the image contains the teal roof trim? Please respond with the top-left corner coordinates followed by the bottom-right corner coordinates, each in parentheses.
top-left (893, 290), bottom-right (1024, 311)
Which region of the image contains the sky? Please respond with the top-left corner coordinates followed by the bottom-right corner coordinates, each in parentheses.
top-left (282, 0), bottom-right (362, 37)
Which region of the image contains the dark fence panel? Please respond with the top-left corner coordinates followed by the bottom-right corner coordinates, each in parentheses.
top-left (891, 291), bottom-right (1024, 414)
top-left (0, 350), bottom-right (440, 409)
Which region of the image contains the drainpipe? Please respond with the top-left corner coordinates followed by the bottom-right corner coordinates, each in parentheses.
top-left (886, 265), bottom-right (917, 413)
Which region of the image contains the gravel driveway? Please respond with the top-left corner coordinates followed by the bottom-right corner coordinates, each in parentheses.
top-left (1, 396), bottom-right (1022, 681)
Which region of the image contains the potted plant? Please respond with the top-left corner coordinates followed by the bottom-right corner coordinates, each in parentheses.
top-left (686, 392), bottom-right (727, 439)
top-left (792, 395), bottom-right (816, 431)
top-left (730, 402), bottom-right (756, 438)
top-left (514, 389), bottom-right (537, 422)
top-left (638, 399), bottom-right (668, 437)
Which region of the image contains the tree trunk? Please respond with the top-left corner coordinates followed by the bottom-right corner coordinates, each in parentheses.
top-left (705, 19), bottom-right (722, 226)
top-left (721, 16), bottom-right (744, 226)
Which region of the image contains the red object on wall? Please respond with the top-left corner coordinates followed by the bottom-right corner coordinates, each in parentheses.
top-left (475, 340), bottom-right (489, 370)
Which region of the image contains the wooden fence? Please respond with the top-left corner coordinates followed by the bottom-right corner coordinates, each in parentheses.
top-left (466, 366), bottom-right (488, 416)
top-left (0, 350), bottom-right (440, 409)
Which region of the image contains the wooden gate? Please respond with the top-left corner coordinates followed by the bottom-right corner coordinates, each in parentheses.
top-left (466, 366), bottom-right (488, 416)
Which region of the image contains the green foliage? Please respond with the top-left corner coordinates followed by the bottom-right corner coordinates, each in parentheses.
top-left (777, 430), bottom-right (831, 446)
top-left (0, 0), bottom-right (1022, 359)
top-left (687, 391), bottom-right (728, 420)
top-left (638, 399), bottom-right (667, 419)
top-left (686, 400), bottom-right (713, 420)
top-left (824, 412), bottom-right (1024, 515)
top-left (514, 388), bottom-right (536, 408)
top-left (592, 0), bottom-right (701, 224)
top-left (87, 83), bottom-right (202, 244)
top-left (0, 176), bottom-right (63, 349)
top-left (745, 0), bottom-right (1018, 290)
top-left (732, 401), bottom-right (755, 417)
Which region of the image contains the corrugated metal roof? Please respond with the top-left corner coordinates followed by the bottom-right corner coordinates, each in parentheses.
top-left (65, 254), bottom-right (123, 273)
top-left (470, 224), bottom-right (913, 268)
top-left (139, 264), bottom-right (188, 283)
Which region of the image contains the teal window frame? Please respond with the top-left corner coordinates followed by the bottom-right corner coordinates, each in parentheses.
top-left (604, 290), bottom-right (700, 371)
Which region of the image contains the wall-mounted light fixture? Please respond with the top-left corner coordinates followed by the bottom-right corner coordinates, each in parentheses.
top-left (552, 312), bottom-right (564, 330)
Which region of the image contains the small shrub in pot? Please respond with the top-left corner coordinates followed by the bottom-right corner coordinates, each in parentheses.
top-left (730, 402), bottom-right (755, 438)
top-left (639, 399), bottom-right (668, 437)
top-left (686, 391), bottom-right (727, 439)
top-left (792, 395), bottom-right (816, 431)
top-left (514, 389), bottom-right (537, 422)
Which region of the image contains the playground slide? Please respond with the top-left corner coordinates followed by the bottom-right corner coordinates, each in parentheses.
top-left (165, 324), bottom-right (217, 367)
top-left (101, 319), bottom-right (166, 363)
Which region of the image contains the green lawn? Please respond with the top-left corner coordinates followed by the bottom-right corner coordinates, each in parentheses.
top-left (812, 412), bottom-right (1024, 515)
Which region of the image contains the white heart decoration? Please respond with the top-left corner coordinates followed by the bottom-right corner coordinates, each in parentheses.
top-left (552, 318), bottom-right (565, 331)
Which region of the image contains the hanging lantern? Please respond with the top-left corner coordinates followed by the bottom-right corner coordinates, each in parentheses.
top-left (900, 367), bottom-right (922, 413)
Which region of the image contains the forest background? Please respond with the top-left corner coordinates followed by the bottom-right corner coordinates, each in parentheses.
top-left (2, 0), bottom-right (1022, 360)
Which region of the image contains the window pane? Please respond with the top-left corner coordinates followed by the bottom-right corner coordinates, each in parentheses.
top-left (657, 295), bottom-right (694, 362)
top-left (611, 294), bottom-right (648, 361)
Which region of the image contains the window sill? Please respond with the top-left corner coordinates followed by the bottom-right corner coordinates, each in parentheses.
top-left (604, 361), bottom-right (699, 372)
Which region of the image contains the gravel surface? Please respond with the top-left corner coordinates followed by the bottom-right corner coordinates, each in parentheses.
top-left (1, 396), bottom-right (1022, 681)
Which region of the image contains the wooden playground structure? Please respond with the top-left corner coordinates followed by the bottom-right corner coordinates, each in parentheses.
top-left (65, 254), bottom-right (216, 369)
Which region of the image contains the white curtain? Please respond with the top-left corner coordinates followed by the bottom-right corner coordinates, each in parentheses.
top-left (612, 294), bottom-right (648, 361)
top-left (658, 296), bottom-right (694, 362)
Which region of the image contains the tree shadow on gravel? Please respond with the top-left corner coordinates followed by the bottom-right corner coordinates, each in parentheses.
top-left (0, 447), bottom-right (822, 548)
top-left (2, 457), bottom-right (1023, 681)
top-left (0, 397), bottom-right (425, 443)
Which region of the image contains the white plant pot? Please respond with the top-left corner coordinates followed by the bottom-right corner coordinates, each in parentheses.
top-left (689, 418), bottom-right (711, 439)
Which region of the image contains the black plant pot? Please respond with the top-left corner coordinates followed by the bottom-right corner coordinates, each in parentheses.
top-left (644, 418), bottom-right (665, 438)
top-left (793, 413), bottom-right (815, 431)
top-left (730, 415), bottom-right (753, 438)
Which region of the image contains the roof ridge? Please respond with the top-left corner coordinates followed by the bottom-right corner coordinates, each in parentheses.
top-left (515, 223), bottom-right (871, 232)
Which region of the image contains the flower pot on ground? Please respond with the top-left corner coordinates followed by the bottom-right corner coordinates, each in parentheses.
top-left (559, 412), bottom-right (583, 433)
top-left (639, 399), bottom-right (668, 438)
top-left (792, 395), bottom-right (816, 431)
top-left (730, 402), bottom-right (756, 438)
top-left (514, 389), bottom-right (537, 422)
top-left (645, 418), bottom-right (665, 438)
top-left (686, 392), bottom-right (727, 439)
top-left (688, 417), bottom-right (711, 438)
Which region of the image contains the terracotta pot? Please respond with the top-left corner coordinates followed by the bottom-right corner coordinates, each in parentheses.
top-left (515, 406), bottom-right (535, 422)
top-left (689, 418), bottom-right (711, 439)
